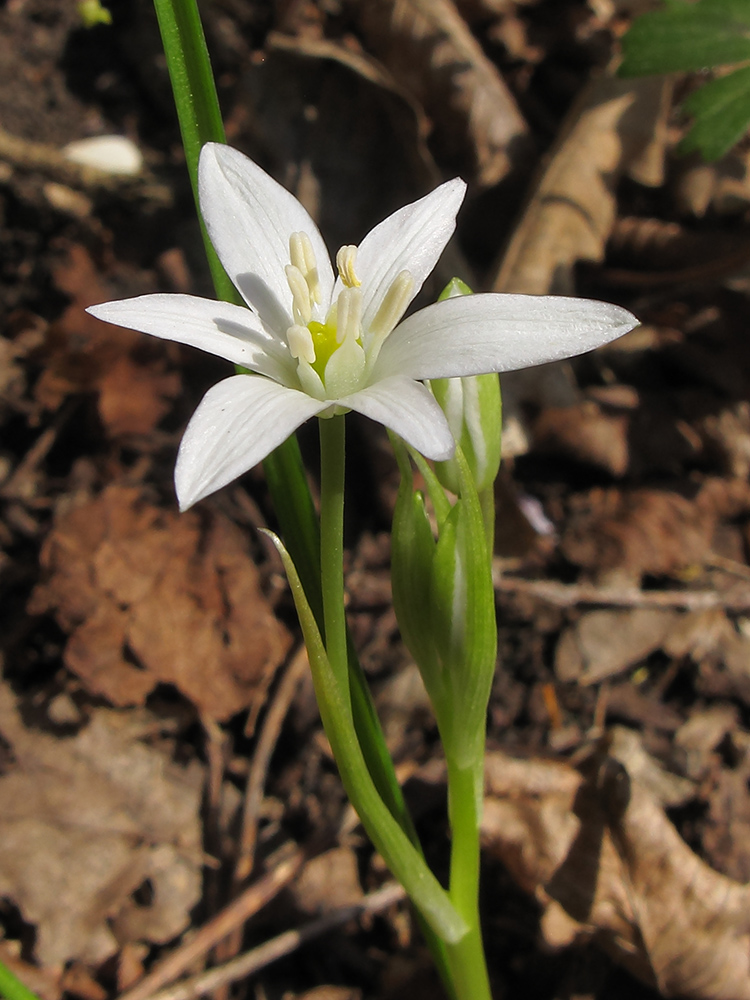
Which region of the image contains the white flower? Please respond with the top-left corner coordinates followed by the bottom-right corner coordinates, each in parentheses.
top-left (87, 143), bottom-right (637, 510)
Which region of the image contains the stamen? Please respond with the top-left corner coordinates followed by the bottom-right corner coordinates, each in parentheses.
top-left (336, 287), bottom-right (362, 345)
top-left (369, 270), bottom-right (414, 341)
top-left (287, 324), bottom-right (316, 364)
top-left (285, 264), bottom-right (312, 325)
top-left (336, 245), bottom-right (361, 288)
top-left (289, 232), bottom-right (321, 304)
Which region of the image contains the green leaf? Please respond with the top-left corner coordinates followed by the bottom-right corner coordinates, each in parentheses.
top-left (0, 962), bottom-right (41, 1000)
top-left (620, 0), bottom-right (750, 76)
top-left (263, 531), bottom-right (468, 945)
top-left (680, 64), bottom-right (750, 158)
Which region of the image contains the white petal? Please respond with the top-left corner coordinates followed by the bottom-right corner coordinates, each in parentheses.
top-left (175, 375), bottom-right (328, 509)
top-left (87, 294), bottom-right (296, 384)
top-left (350, 179), bottom-right (467, 334)
top-left (199, 144), bottom-right (335, 330)
top-left (340, 376), bottom-right (455, 461)
top-left (373, 294), bottom-right (639, 380)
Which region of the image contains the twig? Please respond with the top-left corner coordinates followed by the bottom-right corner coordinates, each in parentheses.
top-left (211, 646), bottom-right (310, 992)
top-left (143, 883), bottom-right (407, 1000)
top-left (236, 645), bottom-right (310, 884)
top-left (0, 125), bottom-right (172, 204)
top-left (200, 714), bottom-right (229, 920)
top-left (494, 574), bottom-right (750, 611)
top-left (1, 401), bottom-right (76, 501)
top-left (117, 847), bottom-right (307, 1000)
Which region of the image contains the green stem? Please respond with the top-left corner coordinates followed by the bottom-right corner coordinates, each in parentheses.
top-left (445, 756), bottom-right (492, 1000)
top-left (0, 963), bottom-right (40, 1000)
top-left (318, 415), bottom-right (348, 691)
top-left (152, 0), bottom-right (235, 302)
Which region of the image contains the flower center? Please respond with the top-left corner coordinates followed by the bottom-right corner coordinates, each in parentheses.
top-left (284, 232), bottom-right (414, 400)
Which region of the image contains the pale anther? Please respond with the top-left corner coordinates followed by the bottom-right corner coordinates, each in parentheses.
top-left (289, 232), bottom-right (321, 304)
top-left (369, 270), bottom-right (415, 340)
top-left (336, 287), bottom-right (362, 345)
top-left (336, 245), bottom-right (361, 288)
top-left (287, 323), bottom-right (316, 364)
top-left (285, 264), bottom-right (312, 326)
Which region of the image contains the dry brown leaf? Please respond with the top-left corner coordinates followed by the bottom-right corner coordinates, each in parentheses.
top-left (608, 216), bottom-right (750, 279)
top-left (0, 682), bottom-right (203, 967)
top-left (531, 401), bottom-right (631, 476)
top-left (482, 744), bottom-right (750, 999)
top-left (493, 70), bottom-right (670, 296)
top-left (290, 847), bottom-right (364, 917)
top-left (561, 488), bottom-right (717, 587)
top-left (30, 485), bottom-right (291, 722)
top-left (560, 478), bottom-right (750, 588)
top-left (491, 69), bottom-right (670, 457)
top-left (703, 735), bottom-right (750, 882)
top-left (35, 243), bottom-right (180, 437)
top-left (354, 0), bottom-right (530, 187)
top-left (555, 607), bottom-right (681, 685)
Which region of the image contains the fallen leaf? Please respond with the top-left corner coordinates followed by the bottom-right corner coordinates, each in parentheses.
top-left (35, 243), bottom-right (180, 437)
top-left (30, 485), bottom-right (291, 722)
top-left (482, 743), bottom-right (750, 999)
top-left (560, 488), bottom-right (716, 587)
top-left (532, 401), bottom-right (630, 477)
top-left (290, 847), bottom-right (363, 917)
top-left (0, 682), bottom-right (203, 967)
top-left (555, 608), bottom-right (681, 685)
top-left (490, 69), bottom-right (669, 457)
top-left (354, 0), bottom-right (531, 187)
top-left (703, 739), bottom-right (750, 882)
top-left (492, 70), bottom-right (669, 296)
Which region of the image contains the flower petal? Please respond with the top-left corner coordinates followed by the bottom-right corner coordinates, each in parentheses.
top-left (87, 294), bottom-right (297, 384)
top-left (349, 179), bottom-right (467, 334)
top-left (199, 144), bottom-right (335, 329)
top-left (175, 375), bottom-right (328, 510)
top-left (373, 294), bottom-right (639, 380)
top-left (340, 376), bottom-right (455, 461)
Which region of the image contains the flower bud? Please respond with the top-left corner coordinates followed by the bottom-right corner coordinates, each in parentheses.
top-left (391, 439), bottom-right (497, 766)
top-left (430, 279), bottom-right (502, 496)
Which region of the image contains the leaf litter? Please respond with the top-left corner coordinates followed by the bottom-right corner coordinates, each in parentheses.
top-left (1, 0), bottom-right (750, 997)
top-left (0, 681), bottom-right (203, 968)
top-left (29, 485), bottom-right (291, 723)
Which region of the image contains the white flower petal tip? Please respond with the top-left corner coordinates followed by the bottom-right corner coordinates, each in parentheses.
top-left (86, 141), bottom-right (641, 505)
top-left (373, 294), bottom-right (640, 382)
top-left (63, 136), bottom-right (143, 176)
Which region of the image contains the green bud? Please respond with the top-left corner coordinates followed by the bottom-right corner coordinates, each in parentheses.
top-left (430, 279), bottom-right (502, 496)
top-left (391, 439), bottom-right (497, 767)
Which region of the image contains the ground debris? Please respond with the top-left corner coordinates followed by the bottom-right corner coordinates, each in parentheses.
top-left (353, 0), bottom-right (531, 188)
top-left (482, 739), bottom-right (750, 999)
top-left (29, 485), bottom-right (291, 722)
top-left (36, 243), bottom-right (181, 438)
top-left (0, 681), bottom-right (203, 967)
